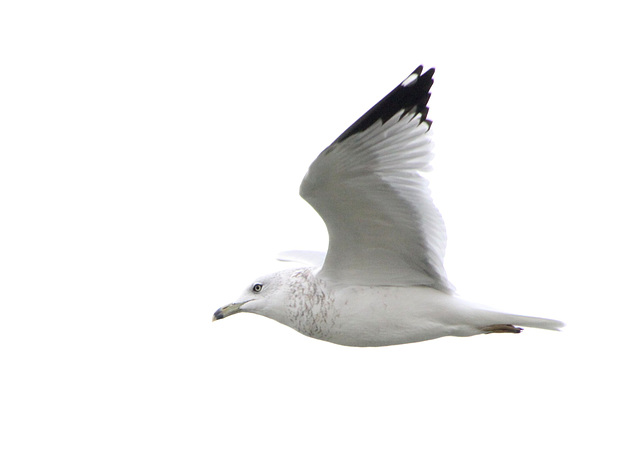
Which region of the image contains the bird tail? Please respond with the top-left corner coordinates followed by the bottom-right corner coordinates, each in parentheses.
top-left (469, 306), bottom-right (565, 332)
top-left (502, 313), bottom-right (565, 331)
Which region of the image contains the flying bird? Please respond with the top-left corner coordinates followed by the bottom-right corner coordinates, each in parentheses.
top-left (213, 66), bottom-right (564, 347)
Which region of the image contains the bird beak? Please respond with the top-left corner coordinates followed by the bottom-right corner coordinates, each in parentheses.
top-left (212, 300), bottom-right (251, 321)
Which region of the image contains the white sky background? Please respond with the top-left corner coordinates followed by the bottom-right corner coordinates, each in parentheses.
top-left (1, 1), bottom-right (639, 456)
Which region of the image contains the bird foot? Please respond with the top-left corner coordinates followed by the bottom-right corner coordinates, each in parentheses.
top-left (481, 324), bottom-right (523, 334)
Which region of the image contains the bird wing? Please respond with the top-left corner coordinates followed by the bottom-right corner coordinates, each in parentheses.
top-left (277, 250), bottom-right (326, 266)
top-left (299, 66), bottom-right (453, 292)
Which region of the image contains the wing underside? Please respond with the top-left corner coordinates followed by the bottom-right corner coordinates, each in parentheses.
top-left (300, 67), bottom-right (453, 292)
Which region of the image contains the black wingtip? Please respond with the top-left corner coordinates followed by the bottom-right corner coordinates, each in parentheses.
top-left (335, 66), bottom-right (435, 143)
top-left (400, 65), bottom-right (424, 87)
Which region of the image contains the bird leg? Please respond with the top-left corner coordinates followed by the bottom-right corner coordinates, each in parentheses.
top-left (481, 324), bottom-right (523, 334)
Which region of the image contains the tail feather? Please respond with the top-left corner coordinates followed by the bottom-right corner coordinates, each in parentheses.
top-left (504, 313), bottom-right (565, 331)
top-left (472, 307), bottom-right (565, 332)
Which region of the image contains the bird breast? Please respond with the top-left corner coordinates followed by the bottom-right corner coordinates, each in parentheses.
top-left (286, 268), bottom-right (338, 340)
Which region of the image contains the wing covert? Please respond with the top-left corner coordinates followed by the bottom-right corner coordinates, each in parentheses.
top-left (300, 67), bottom-right (453, 292)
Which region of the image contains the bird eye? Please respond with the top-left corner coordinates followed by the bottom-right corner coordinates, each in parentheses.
top-left (252, 283), bottom-right (263, 293)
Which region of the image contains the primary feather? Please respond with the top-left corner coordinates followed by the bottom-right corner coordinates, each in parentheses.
top-left (300, 66), bottom-right (452, 292)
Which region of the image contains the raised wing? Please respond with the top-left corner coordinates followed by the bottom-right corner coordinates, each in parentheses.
top-left (299, 66), bottom-right (453, 292)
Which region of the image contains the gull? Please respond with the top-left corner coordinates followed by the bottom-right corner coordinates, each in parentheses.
top-left (213, 66), bottom-right (564, 347)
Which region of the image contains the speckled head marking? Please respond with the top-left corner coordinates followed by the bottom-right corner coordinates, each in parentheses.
top-left (286, 268), bottom-right (338, 339)
top-left (214, 268), bottom-right (338, 340)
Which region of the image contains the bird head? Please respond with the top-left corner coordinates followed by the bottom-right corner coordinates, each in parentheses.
top-left (213, 269), bottom-right (296, 324)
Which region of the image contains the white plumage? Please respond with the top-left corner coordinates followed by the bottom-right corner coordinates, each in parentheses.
top-left (214, 66), bottom-right (563, 347)
top-left (300, 110), bottom-right (451, 291)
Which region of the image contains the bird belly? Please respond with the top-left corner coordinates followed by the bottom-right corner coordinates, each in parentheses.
top-left (319, 286), bottom-right (482, 347)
